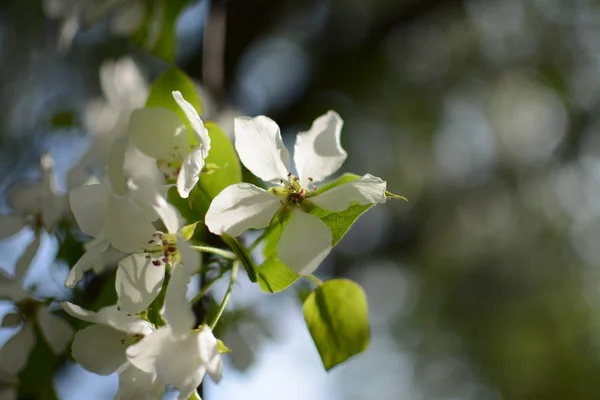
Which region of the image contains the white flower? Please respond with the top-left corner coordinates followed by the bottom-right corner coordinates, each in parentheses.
top-left (128, 91), bottom-right (211, 198)
top-left (66, 178), bottom-right (158, 287)
top-left (0, 154), bottom-right (66, 239)
top-left (126, 253), bottom-right (220, 400)
top-left (114, 179), bottom-right (200, 315)
top-left (69, 57), bottom-right (159, 188)
top-left (43, 0), bottom-right (145, 52)
top-left (60, 302), bottom-right (164, 399)
top-left (205, 111), bottom-right (387, 275)
top-left (0, 238), bottom-right (73, 377)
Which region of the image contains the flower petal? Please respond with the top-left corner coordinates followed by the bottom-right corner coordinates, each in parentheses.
top-left (172, 91), bottom-right (211, 156)
top-left (116, 254), bottom-right (166, 315)
top-left (234, 116), bottom-right (290, 183)
top-left (128, 177), bottom-right (180, 233)
top-left (310, 173), bottom-right (387, 212)
top-left (69, 183), bottom-right (108, 238)
top-left (115, 362), bottom-right (164, 400)
top-left (14, 236), bottom-right (41, 282)
top-left (176, 148), bottom-right (206, 199)
top-left (71, 324), bottom-right (128, 375)
top-left (0, 215), bottom-right (25, 239)
top-left (65, 239), bottom-right (110, 288)
top-left (0, 322), bottom-right (35, 375)
top-left (205, 183), bottom-right (281, 236)
top-left (61, 302), bottom-right (153, 336)
top-left (126, 326), bottom-right (171, 374)
top-left (294, 111), bottom-right (346, 186)
top-left (36, 307), bottom-right (73, 354)
top-left (104, 193), bottom-right (156, 253)
top-left (277, 211), bottom-right (332, 275)
top-left (161, 265), bottom-right (194, 336)
top-left (128, 108), bottom-right (188, 161)
top-left (197, 326), bottom-right (222, 383)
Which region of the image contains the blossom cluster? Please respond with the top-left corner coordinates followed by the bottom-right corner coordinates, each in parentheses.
top-left (0, 58), bottom-right (399, 399)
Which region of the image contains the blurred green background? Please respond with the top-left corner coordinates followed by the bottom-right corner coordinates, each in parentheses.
top-left (2, 0), bottom-right (600, 399)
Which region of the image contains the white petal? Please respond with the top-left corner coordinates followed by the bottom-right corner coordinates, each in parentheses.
top-left (197, 326), bottom-right (221, 383)
top-left (310, 173), bottom-right (387, 212)
top-left (234, 116), bottom-right (290, 182)
top-left (115, 362), bottom-right (164, 400)
top-left (1, 313), bottom-right (21, 328)
top-left (0, 322), bottom-right (35, 375)
top-left (161, 263), bottom-right (194, 336)
top-left (14, 236), bottom-right (41, 282)
top-left (110, 1), bottom-right (145, 36)
top-left (117, 254), bottom-right (165, 315)
top-left (177, 236), bottom-right (200, 276)
top-left (0, 215), bottom-right (25, 239)
top-left (107, 136), bottom-right (130, 196)
top-left (36, 307), bottom-right (73, 354)
top-left (127, 326), bottom-right (171, 374)
top-left (61, 302), bottom-right (153, 336)
top-left (277, 211), bottom-right (332, 275)
top-left (294, 111), bottom-right (346, 186)
top-left (0, 387), bottom-right (16, 400)
top-left (69, 184), bottom-right (108, 237)
top-left (176, 148), bottom-right (206, 199)
top-left (128, 108), bottom-right (188, 161)
top-left (128, 177), bottom-right (180, 233)
top-left (65, 239), bottom-right (109, 287)
top-left (0, 279), bottom-right (29, 302)
top-left (104, 194), bottom-right (156, 253)
top-left (71, 324), bottom-right (128, 375)
top-left (205, 183), bottom-right (281, 236)
top-left (173, 91), bottom-right (211, 156)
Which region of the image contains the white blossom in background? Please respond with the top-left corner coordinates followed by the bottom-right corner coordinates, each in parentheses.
top-left (126, 242), bottom-right (222, 400)
top-left (205, 111), bottom-right (388, 275)
top-left (128, 91), bottom-right (211, 198)
top-left (42, 0), bottom-right (146, 53)
top-left (0, 237), bottom-right (73, 378)
top-left (69, 57), bottom-right (161, 189)
top-left (60, 302), bottom-right (164, 399)
top-left (0, 154), bottom-right (66, 239)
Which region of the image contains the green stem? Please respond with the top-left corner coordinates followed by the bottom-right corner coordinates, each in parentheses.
top-left (210, 261), bottom-right (239, 329)
top-left (189, 245), bottom-right (237, 260)
top-left (190, 278), bottom-right (218, 305)
top-left (306, 274), bottom-right (324, 286)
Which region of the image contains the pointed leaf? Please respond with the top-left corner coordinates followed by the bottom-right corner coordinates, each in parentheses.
top-left (180, 222), bottom-right (198, 241)
top-left (146, 67), bottom-right (202, 125)
top-left (303, 279), bottom-right (369, 370)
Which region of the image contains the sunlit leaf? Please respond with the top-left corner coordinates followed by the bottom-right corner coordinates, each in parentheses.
top-left (303, 279), bottom-right (369, 371)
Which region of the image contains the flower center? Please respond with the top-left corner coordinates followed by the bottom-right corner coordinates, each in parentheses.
top-left (120, 333), bottom-right (145, 346)
top-left (156, 146), bottom-right (186, 181)
top-left (144, 232), bottom-right (179, 266)
top-left (268, 174), bottom-right (314, 207)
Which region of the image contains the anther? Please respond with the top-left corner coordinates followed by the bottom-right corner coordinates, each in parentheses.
top-left (152, 260), bottom-right (161, 266)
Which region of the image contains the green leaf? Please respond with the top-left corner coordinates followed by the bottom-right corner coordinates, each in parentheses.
top-left (257, 212), bottom-right (300, 293)
top-left (131, 0), bottom-right (192, 62)
top-left (385, 191), bottom-right (407, 201)
top-left (308, 203), bottom-right (374, 245)
top-left (199, 122), bottom-right (242, 199)
top-left (180, 222), bottom-right (199, 240)
top-left (303, 279), bottom-right (370, 371)
top-left (146, 66), bottom-right (202, 124)
top-left (217, 339), bottom-right (232, 353)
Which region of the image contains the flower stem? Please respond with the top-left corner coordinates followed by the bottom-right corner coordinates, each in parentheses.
top-left (190, 278), bottom-right (218, 305)
top-left (210, 261), bottom-right (239, 329)
top-left (306, 274), bottom-right (323, 286)
top-left (189, 245), bottom-right (237, 260)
